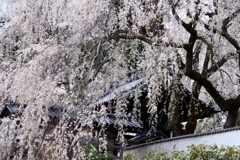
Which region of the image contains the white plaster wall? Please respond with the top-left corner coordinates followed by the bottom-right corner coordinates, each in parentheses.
top-left (125, 129), bottom-right (240, 159)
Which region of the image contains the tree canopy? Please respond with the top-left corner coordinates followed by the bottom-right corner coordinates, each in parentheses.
top-left (0, 0), bottom-right (239, 159)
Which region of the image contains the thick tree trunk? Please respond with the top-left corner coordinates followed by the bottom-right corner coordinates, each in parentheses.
top-left (184, 82), bottom-right (201, 135)
top-left (171, 106), bottom-right (184, 136)
top-left (224, 95), bottom-right (240, 128)
top-left (170, 84), bottom-right (184, 136)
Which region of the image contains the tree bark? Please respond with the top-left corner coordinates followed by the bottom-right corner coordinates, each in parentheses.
top-left (170, 85), bottom-right (184, 136)
top-left (224, 95), bottom-right (240, 128)
top-left (170, 1), bottom-right (240, 131)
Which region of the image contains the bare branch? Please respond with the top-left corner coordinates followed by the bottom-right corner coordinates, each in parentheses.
top-left (219, 69), bottom-right (238, 85)
top-left (206, 52), bottom-right (237, 78)
top-left (171, 4), bottom-right (197, 35)
top-left (197, 36), bottom-right (214, 57)
top-left (107, 30), bottom-right (152, 44)
top-left (186, 70), bottom-right (230, 111)
top-left (221, 9), bottom-right (240, 50)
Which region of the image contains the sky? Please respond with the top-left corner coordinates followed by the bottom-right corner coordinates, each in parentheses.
top-left (0, 1), bottom-right (9, 34)
top-left (0, 1), bottom-right (7, 15)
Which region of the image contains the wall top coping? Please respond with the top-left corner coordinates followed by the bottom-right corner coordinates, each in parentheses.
top-left (125, 126), bottom-right (240, 150)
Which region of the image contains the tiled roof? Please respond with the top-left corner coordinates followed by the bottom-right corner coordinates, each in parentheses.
top-left (0, 105), bottom-right (142, 129)
top-left (93, 113), bottom-right (142, 129)
top-left (81, 78), bottom-right (146, 109)
top-left (0, 102), bottom-right (23, 119)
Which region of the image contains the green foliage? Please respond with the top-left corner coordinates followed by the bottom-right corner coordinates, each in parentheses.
top-left (124, 144), bottom-right (240, 160)
top-left (81, 144), bottom-right (109, 160)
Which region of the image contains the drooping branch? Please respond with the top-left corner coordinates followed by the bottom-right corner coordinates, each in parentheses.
top-left (201, 47), bottom-right (210, 76)
top-left (88, 59), bottom-right (110, 84)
